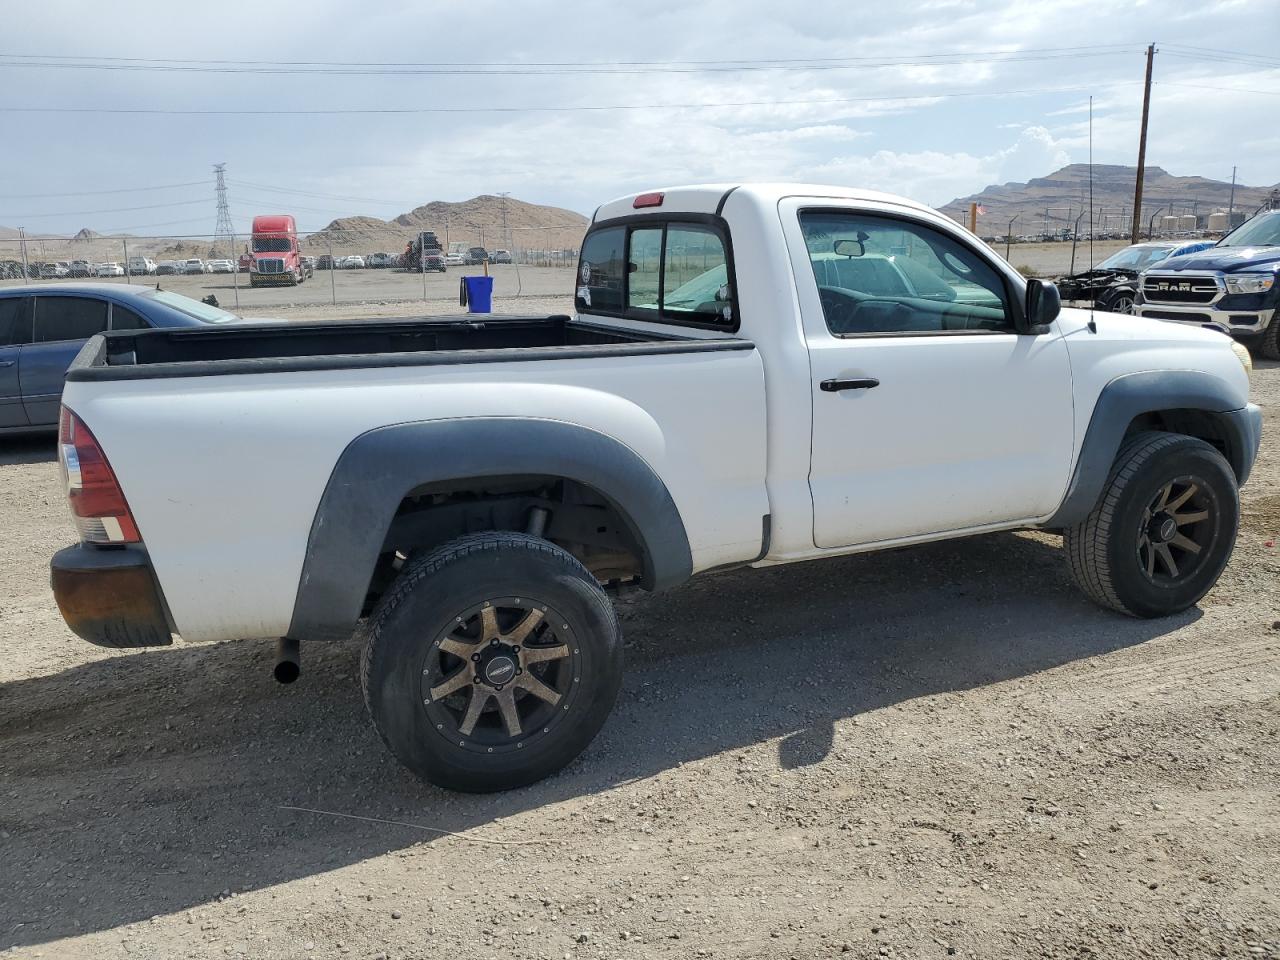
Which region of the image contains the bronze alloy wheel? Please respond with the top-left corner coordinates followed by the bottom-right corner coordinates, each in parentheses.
top-left (421, 597), bottom-right (580, 755)
top-left (1136, 474), bottom-right (1219, 584)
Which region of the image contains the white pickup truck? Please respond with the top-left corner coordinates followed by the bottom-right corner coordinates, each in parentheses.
top-left (51, 183), bottom-right (1261, 792)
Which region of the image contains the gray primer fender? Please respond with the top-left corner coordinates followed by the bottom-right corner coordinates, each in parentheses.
top-left (1044, 370), bottom-right (1261, 528)
top-left (287, 418), bottom-right (693, 642)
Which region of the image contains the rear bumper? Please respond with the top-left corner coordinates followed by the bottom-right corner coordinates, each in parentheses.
top-left (50, 545), bottom-right (173, 648)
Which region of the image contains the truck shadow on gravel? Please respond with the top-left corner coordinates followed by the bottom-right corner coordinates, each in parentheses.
top-left (0, 530), bottom-right (1196, 949)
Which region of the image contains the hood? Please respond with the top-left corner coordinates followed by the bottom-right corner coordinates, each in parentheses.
top-left (1151, 245), bottom-right (1280, 274)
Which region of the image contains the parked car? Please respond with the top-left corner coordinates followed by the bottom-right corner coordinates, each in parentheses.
top-left (464, 246), bottom-right (488, 265)
top-left (1055, 240), bottom-right (1216, 314)
top-left (206, 259), bottom-right (236, 274)
top-left (40, 263), bottom-right (68, 279)
top-left (69, 261), bottom-right (94, 278)
top-left (94, 262), bottom-right (125, 278)
top-left (0, 283), bottom-right (278, 434)
top-left (155, 260), bottom-right (181, 276)
top-left (47, 183), bottom-right (1259, 794)
top-left (127, 257), bottom-right (157, 276)
top-left (422, 251), bottom-right (446, 272)
top-left (182, 259), bottom-right (207, 275)
top-left (301, 256), bottom-right (317, 274)
top-left (368, 252), bottom-right (395, 269)
top-left (342, 255), bottom-right (366, 269)
top-left (316, 255), bottom-right (335, 271)
top-left (444, 253), bottom-right (465, 267)
top-left (490, 249), bottom-right (513, 264)
top-left (1136, 210), bottom-right (1280, 358)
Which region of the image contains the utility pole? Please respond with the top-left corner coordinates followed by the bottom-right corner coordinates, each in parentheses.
top-left (18, 227), bottom-right (28, 278)
top-left (1130, 43), bottom-right (1155, 245)
top-left (498, 191), bottom-right (511, 252)
top-left (1227, 165), bottom-right (1237, 226)
top-left (213, 163), bottom-right (236, 258)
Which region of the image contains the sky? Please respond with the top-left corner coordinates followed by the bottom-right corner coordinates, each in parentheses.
top-left (0, 0), bottom-right (1277, 239)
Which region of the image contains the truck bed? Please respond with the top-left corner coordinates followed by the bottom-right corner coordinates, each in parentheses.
top-left (67, 314), bottom-right (752, 382)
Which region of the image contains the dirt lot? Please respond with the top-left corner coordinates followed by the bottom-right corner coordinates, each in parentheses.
top-left (1, 358), bottom-right (1277, 959)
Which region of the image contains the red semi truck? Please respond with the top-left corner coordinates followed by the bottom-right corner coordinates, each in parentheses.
top-left (248, 215), bottom-right (308, 287)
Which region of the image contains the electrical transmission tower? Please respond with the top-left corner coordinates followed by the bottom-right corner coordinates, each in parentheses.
top-left (213, 163), bottom-right (236, 256)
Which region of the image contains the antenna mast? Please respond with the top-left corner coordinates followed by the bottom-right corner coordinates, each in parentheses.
top-left (213, 162), bottom-right (235, 257)
top-left (1088, 97), bottom-right (1094, 270)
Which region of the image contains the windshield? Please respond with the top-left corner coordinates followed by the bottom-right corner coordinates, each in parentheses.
top-left (141, 288), bottom-right (238, 324)
top-left (253, 237), bottom-right (293, 253)
top-left (1218, 213), bottom-right (1280, 248)
top-left (1096, 245), bottom-right (1173, 271)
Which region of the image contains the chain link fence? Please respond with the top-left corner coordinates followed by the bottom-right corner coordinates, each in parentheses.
top-left (0, 225), bottom-right (582, 314)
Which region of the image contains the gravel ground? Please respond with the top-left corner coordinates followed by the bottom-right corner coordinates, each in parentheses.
top-left (1, 358), bottom-right (1277, 960)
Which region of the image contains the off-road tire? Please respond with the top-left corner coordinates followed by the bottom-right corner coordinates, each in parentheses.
top-left (1064, 431), bottom-right (1238, 618)
top-left (1258, 318), bottom-right (1280, 361)
top-left (360, 532), bottom-right (622, 792)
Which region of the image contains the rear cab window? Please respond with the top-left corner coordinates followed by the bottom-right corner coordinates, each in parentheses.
top-left (576, 217), bottom-right (735, 330)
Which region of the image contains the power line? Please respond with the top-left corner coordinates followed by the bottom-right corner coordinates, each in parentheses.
top-left (0, 45), bottom-right (1142, 76)
top-left (0, 81), bottom-right (1143, 117)
top-left (0, 179), bottom-right (210, 199)
top-left (1157, 80), bottom-right (1280, 97)
top-left (229, 179), bottom-right (411, 205)
top-left (0, 198), bottom-right (209, 218)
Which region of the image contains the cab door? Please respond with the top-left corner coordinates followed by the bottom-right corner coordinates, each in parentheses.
top-left (780, 200), bottom-right (1076, 548)
top-left (0, 296), bottom-right (31, 429)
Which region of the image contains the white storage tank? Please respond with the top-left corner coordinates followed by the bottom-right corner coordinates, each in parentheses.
top-left (1160, 215), bottom-right (1180, 233)
top-left (1178, 215), bottom-right (1197, 231)
top-left (1208, 212), bottom-right (1230, 232)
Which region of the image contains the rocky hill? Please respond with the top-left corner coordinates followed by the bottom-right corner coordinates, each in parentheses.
top-left (941, 164), bottom-right (1279, 236)
top-left (307, 195), bottom-right (587, 254)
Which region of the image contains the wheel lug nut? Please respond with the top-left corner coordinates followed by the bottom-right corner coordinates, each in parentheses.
top-left (473, 677), bottom-right (482, 684)
top-left (471, 653), bottom-right (481, 661)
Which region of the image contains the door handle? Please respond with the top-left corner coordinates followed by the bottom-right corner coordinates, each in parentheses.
top-left (0, 360), bottom-right (14, 369)
top-left (820, 377), bottom-right (879, 392)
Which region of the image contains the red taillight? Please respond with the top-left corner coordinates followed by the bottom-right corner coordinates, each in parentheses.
top-left (632, 192), bottom-right (664, 209)
top-left (59, 407), bottom-right (140, 544)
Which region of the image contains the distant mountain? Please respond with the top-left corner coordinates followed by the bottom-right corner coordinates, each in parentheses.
top-left (941, 164), bottom-right (1279, 235)
top-left (307, 194), bottom-right (588, 252)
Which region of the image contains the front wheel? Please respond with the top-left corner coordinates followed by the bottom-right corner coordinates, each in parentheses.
top-left (360, 532), bottom-right (622, 792)
top-left (1098, 287), bottom-right (1135, 314)
top-left (1064, 431), bottom-right (1239, 618)
top-left (1258, 318), bottom-right (1280, 361)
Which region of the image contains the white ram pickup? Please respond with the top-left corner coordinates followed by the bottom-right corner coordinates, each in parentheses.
top-left (51, 183), bottom-right (1261, 791)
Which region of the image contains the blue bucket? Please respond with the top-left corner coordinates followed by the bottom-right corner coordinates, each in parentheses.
top-left (460, 275), bottom-right (494, 314)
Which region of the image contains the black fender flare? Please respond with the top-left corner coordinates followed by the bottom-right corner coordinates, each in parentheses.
top-left (1044, 370), bottom-right (1261, 528)
top-left (288, 418), bottom-right (693, 641)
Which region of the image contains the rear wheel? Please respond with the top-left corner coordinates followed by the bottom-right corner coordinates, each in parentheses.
top-left (360, 532), bottom-right (622, 792)
top-left (1064, 431), bottom-right (1238, 618)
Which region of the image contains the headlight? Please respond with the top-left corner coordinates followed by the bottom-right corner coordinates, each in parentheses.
top-left (1224, 273), bottom-right (1275, 295)
top-left (1230, 339), bottom-right (1253, 378)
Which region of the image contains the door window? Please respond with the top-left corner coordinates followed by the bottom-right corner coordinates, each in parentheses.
top-left (800, 212), bottom-right (1013, 335)
top-left (33, 297), bottom-right (109, 342)
top-left (0, 297), bottom-right (31, 346)
top-left (110, 305), bottom-right (149, 330)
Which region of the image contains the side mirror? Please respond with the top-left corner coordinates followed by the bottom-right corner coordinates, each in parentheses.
top-left (1021, 279), bottom-right (1060, 334)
